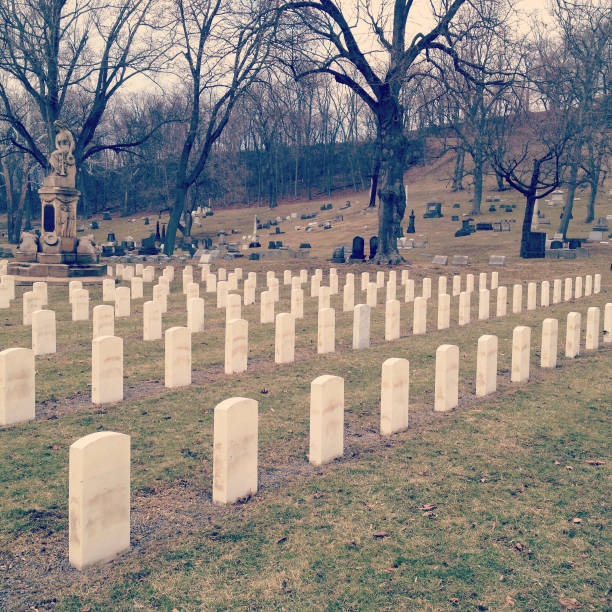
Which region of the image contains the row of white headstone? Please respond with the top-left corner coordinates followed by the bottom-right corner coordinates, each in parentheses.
top-left (14, 270), bottom-right (603, 365)
top-left (64, 303), bottom-right (610, 570)
top-left (2, 297), bottom-right (610, 428)
top-left (4, 271), bottom-right (608, 417)
top-left (4, 264), bottom-right (601, 332)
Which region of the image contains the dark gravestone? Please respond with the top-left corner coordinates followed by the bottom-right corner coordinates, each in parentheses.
top-left (452, 215), bottom-right (459, 222)
top-left (249, 253), bottom-right (260, 260)
top-left (331, 247), bottom-right (345, 263)
top-left (453, 203), bottom-right (460, 209)
top-left (550, 241), bottom-right (563, 249)
top-left (103, 212), bottom-right (112, 221)
top-left (349, 236), bottom-right (365, 261)
top-left (90, 220), bottom-right (99, 230)
top-left (139, 234), bottom-right (159, 255)
top-left (107, 232), bottom-right (116, 243)
top-left (101, 245), bottom-right (113, 256)
top-left (522, 232), bottom-right (545, 258)
top-left (464, 219), bottom-right (476, 233)
top-left (424, 202), bottom-right (443, 218)
top-left (568, 239), bottom-right (582, 249)
top-left (155, 221), bottom-right (161, 241)
top-left (249, 241), bottom-right (261, 248)
top-left (161, 224), bottom-right (166, 241)
top-left (369, 236), bottom-right (378, 260)
top-left (144, 217), bottom-right (149, 225)
top-left (299, 243), bottom-right (311, 249)
top-left (488, 206), bottom-right (496, 212)
top-left (406, 210), bottom-right (416, 234)
top-left (476, 223), bottom-right (493, 231)
top-left (275, 241), bottom-right (283, 248)
top-left (268, 241), bottom-right (277, 249)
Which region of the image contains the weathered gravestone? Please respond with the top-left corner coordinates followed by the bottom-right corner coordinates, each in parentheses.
top-left (489, 255), bottom-right (506, 266)
top-left (348, 236), bottom-right (365, 262)
top-left (369, 236), bottom-right (378, 260)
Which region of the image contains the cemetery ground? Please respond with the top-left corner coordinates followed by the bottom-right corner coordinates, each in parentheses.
top-left (1, 163), bottom-right (611, 609)
top-left (0, 266), bottom-right (610, 609)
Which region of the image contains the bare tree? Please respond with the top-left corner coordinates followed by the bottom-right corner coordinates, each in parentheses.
top-left (0, 0), bottom-right (173, 175)
top-left (489, 76), bottom-right (572, 258)
top-left (548, 0), bottom-right (611, 233)
top-left (278, 0), bottom-right (501, 262)
top-left (428, 0), bottom-right (519, 214)
top-left (164, 0), bottom-right (276, 255)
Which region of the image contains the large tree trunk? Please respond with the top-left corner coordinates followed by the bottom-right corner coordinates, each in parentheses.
top-left (471, 147), bottom-right (483, 215)
top-left (558, 159), bottom-right (579, 239)
top-left (368, 153), bottom-right (380, 208)
top-left (520, 191), bottom-right (538, 259)
top-left (375, 100), bottom-right (406, 264)
top-left (494, 167), bottom-right (505, 191)
top-left (586, 177), bottom-right (598, 223)
top-left (166, 184), bottom-right (188, 255)
top-left (519, 158), bottom-right (542, 259)
top-left (2, 156), bottom-right (27, 244)
top-left (452, 149), bottom-right (465, 191)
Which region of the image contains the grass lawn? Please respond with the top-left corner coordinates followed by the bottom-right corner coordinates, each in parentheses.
top-left (0, 268), bottom-right (610, 609)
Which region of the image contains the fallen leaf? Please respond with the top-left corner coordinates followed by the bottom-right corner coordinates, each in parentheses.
top-left (505, 595), bottom-right (515, 607)
top-left (384, 568), bottom-right (394, 574)
top-left (572, 518), bottom-right (582, 524)
top-left (480, 477), bottom-right (488, 483)
top-left (373, 531), bottom-right (390, 538)
top-left (565, 465), bottom-right (573, 470)
top-left (585, 459), bottom-right (605, 466)
top-left (260, 388), bottom-right (269, 394)
top-left (554, 460), bottom-right (561, 465)
top-left (418, 470), bottom-right (431, 476)
top-left (419, 503), bottom-right (437, 511)
top-left (424, 512), bottom-right (438, 519)
top-left (449, 598), bottom-right (459, 605)
top-left (313, 493), bottom-right (324, 499)
top-left (514, 542), bottom-right (524, 552)
top-left (558, 596), bottom-right (581, 609)
top-left (276, 536), bottom-right (287, 545)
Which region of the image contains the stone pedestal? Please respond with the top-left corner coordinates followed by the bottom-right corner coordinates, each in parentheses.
top-left (11, 184), bottom-right (105, 277)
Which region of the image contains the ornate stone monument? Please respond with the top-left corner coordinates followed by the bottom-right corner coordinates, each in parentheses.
top-left (11, 122), bottom-right (105, 277)
top-left (39, 122), bottom-right (79, 256)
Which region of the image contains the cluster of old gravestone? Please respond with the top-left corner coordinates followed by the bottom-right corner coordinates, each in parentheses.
top-left (1, 256), bottom-right (610, 572)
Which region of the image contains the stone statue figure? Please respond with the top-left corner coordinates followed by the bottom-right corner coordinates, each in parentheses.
top-left (47, 121), bottom-right (76, 187)
top-left (57, 199), bottom-right (73, 237)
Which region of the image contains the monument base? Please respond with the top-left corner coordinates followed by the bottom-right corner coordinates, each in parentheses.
top-left (8, 260), bottom-right (106, 278)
